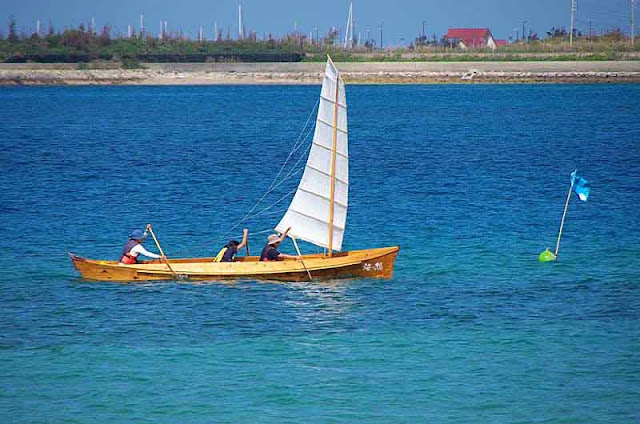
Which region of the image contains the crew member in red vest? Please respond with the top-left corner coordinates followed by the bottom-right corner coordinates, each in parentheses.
top-left (259, 227), bottom-right (302, 262)
top-left (120, 229), bottom-right (162, 264)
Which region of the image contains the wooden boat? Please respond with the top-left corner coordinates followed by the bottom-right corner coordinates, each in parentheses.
top-left (69, 56), bottom-right (399, 282)
top-left (69, 247), bottom-right (398, 282)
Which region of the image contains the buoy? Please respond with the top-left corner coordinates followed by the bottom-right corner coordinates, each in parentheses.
top-left (538, 248), bottom-right (556, 262)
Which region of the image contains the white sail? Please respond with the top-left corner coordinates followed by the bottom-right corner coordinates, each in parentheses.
top-left (275, 57), bottom-right (349, 251)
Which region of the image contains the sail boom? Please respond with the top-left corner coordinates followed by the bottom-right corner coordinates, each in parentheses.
top-left (320, 94), bottom-right (347, 110)
top-left (285, 209), bottom-right (346, 232)
top-left (297, 186), bottom-right (348, 209)
top-left (306, 164), bottom-right (349, 186)
top-left (317, 118), bottom-right (348, 135)
top-left (312, 141), bottom-right (349, 160)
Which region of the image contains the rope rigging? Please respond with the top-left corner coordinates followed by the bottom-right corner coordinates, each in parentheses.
top-left (216, 100), bottom-right (318, 242)
top-left (182, 97), bottom-right (320, 256)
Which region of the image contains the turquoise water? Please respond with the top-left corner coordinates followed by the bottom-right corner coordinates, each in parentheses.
top-left (0, 84), bottom-right (638, 423)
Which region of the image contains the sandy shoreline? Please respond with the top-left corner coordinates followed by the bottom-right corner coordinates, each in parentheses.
top-left (1, 61), bottom-right (639, 85)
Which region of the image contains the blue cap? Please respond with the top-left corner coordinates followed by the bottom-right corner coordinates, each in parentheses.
top-left (129, 229), bottom-right (144, 241)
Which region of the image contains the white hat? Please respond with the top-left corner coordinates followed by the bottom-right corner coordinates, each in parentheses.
top-left (268, 234), bottom-right (280, 245)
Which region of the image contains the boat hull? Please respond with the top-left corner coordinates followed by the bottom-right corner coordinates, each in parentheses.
top-left (69, 246), bottom-right (399, 282)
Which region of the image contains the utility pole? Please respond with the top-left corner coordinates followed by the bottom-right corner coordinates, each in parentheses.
top-left (421, 20), bottom-right (427, 48)
top-left (632, 0), bottom-right (636, 46)
top-left (354, 19), bottom-right (358, 47)
top-left (520, 19), bottom-right (527, 41)
top-left (238, 0), bottom-right (244, 40)
top-left (570, 0), bottom-right (577, 46)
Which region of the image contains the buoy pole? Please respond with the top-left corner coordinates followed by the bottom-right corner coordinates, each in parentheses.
top-left (554, 182), bottom-right (574, 258)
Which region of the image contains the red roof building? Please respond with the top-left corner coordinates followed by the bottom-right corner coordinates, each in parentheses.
top-left (444, 28), bottom-right (497, 50)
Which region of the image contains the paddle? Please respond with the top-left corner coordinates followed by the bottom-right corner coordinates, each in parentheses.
top-left (146, 224), bottom-right (179, 278)
top-left (290, 234), bottom-right (313, 281)
top-left (243, 228), bottom-right (250, 256)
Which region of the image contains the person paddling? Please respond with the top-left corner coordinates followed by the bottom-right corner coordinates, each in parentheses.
top-left (120, 229), bottom-right (162, 264)
top-left (220, 229), bottom-right (249, 262)
top-left (259, 227), bottom-right (302, 262)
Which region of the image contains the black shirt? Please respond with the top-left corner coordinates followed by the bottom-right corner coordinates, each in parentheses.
top-left (220, 245), bottom-right (238, 262)
top-left (260, 244), bottom-right (280, 261)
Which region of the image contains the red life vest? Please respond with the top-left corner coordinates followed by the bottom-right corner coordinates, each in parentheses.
top-left (120, 239), bottom-right (139, 264)
top-left (120, 254), bottom-right (137, 264)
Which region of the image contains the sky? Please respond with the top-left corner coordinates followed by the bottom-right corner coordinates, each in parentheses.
top-left (1, 0), bottom-right (636, 44)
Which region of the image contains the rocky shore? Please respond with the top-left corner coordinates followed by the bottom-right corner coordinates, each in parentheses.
top-left (1, 61), bottom-right (639, 85)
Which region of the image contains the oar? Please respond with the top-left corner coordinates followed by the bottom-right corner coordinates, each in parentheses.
top-left (146, 224), bottom-right (178, 279)
top-left (291, 235), bottom-right (313, 281)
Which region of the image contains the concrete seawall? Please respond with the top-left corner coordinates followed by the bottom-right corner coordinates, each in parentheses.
top-left (1, 61), bottom-right (639, 85)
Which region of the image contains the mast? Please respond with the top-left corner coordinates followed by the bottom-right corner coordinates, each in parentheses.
top-left (275, 56), bottom-right (349, 252)
top-left (328, 60), bottom-right (340, 256)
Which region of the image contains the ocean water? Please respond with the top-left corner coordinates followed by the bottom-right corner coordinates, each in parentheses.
top-left (0, 84), bottom-right (638, 423)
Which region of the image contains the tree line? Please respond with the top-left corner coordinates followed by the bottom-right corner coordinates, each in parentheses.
top-left (0, 17), bottom-right (308, 64)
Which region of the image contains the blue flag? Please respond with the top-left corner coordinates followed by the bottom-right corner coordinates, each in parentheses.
top-left (571, 170), bottom-right (589, 202)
